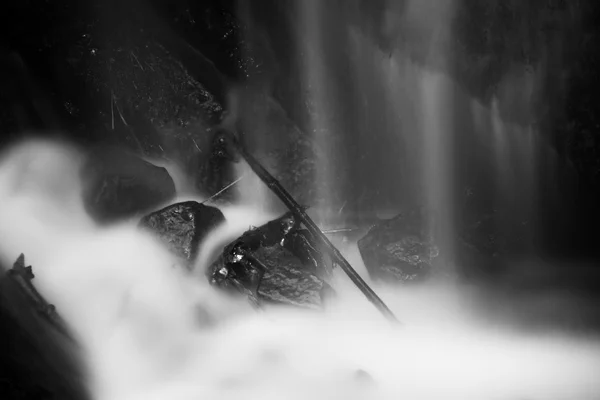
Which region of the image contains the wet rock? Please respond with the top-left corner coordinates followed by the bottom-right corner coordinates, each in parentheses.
top-left (208, 212), bottom-right (333, 309)
top-left (139, 201), bottom-right (226, 267)
top-left (209, 245), bottom-right (333, 310)
top-left (459, 213), bottom-right (501, 256)
top-left (357, 209), bottom-right (439, 283)
top-left (81, 146), bottom-right (176, 224)
top-left (456, 209), bottom-right (533, 280)
top-left (5, 254), bottom-right (73, 340)
top-left (0, 255), bottom-right (87, 400)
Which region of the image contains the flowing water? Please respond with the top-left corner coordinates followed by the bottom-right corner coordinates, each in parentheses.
top-left (0, 1), bottom-right (597, 399)
top-left (0, 139), bottom-right (599, 400)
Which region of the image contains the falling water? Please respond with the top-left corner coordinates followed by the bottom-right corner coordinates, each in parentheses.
top-left (0, 2), bottom-right (595, 400)
top-left (419, 72), bottom-right (455, 260)
top-left (286, 0), bottom-right (460, 253)
top-left (280, 0), bottom-right (566, 264)
top-left (294, 0), bottom-right (340, 222)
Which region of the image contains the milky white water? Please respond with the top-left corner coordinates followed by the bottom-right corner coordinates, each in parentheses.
top-left (0, 139), bottom-right (599, 400)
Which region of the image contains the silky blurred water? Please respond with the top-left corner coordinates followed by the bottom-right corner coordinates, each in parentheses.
top-left (0, 2), bottom-right (592, 399)
top-left (0, 138), bottom-right (599, 400)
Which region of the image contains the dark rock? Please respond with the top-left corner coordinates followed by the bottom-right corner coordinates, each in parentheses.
top-left (146, 0), bottom-right (248, 82)
top-left (81, 146), bottom-right (176, 223)
top-left (209, 245), bottom-right (333, 310)
top-left (0, 50), bottom-right (66, 131)
top-left (207, 212), bottom-right (334, 309)
top-left (456, 209), bottom-right (533, 280)
top-left (254, 245), bottom-right (332, 309)
top-left (139, 201), bottom-right (226, 267)
top-left (7, 254), bottom-right (74, 341)
top-left (0, 255), bottom-right (88, 400)
top-left (229, 211), bottom-right (330, 279)
top-left (357, 209), bottom-right (439, 283)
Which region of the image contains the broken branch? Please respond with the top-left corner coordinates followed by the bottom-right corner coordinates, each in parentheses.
top-left (225, 131), bottom-right (399, 323)
top-left (201, 174), bottom-right (245, 204)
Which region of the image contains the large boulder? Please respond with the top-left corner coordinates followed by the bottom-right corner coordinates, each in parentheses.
top-left (209, 244), bottom-right (333, 310)
top-left (80, 146), bottom-right (176, 223)
top-left (139, 201), bottom-right (226, 268)
top-left (207, 212), bottom-right (334, 309)
top-left (357, 209), bottom-right (439, 283)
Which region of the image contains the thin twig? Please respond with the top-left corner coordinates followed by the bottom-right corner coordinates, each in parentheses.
top-left (111, 93), bottom-right (145, 153)
top-left (192, 138), bottom-right (202, 153)
top-left (338, 200), bottom-right (347, 214)
top-left (112, 98), bottom-right (129, 126)
top-left (110, 92), bottom-right (115, 130)
top-left (321, 228), bottom-right (358, 234)
top-left (201, 175), bottom-right (245, 204)
top-left (130, 51), bottom-right (144, 71)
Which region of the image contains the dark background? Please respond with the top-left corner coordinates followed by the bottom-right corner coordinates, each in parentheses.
top-left (0, 0), bottom-right (598, 255)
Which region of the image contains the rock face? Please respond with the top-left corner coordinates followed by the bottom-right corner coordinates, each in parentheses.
top-left (210, 245), bottom-right (333, 310)
top-left (456, 207), bottom-right (535, 281)
top-left (0, 255), bottom-right (87, 400)
top-left (139, 201), bottom-right (226, 267)
top-left (208, 212), bottom-right (333, 309)
top-left (357, 209), bottom-right (439, 283)
top-left (81, 146), bottom-right (176, 224)
top-left (7, 254), bottom-right (73, 340)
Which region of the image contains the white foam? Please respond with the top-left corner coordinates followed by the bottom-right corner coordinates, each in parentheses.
top-left (1, 138), bottom-right (599, 400)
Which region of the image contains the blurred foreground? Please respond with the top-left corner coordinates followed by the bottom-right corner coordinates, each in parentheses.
top-left (0, 138), bottom-right (599, 400)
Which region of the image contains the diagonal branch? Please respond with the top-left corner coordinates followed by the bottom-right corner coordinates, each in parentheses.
top-left (201, 174), bottom-right (245, 205)
top-left (225, 131), bottom-right (400, 323)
